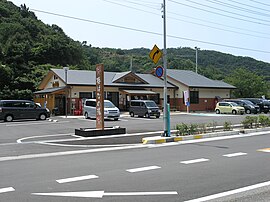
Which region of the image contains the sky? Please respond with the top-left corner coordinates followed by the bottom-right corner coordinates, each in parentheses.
top-left (10, 0), bottom-right (270, 63)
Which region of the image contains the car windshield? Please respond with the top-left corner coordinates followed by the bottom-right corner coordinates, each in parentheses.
top-left (104, 101), bottom-right (116, 108)
top-left (242, 100), bottom-right (254, 106)
top-left (145, 101), bottom-right (158, 107)
top-left (230, 102), bottom-right (238, 106)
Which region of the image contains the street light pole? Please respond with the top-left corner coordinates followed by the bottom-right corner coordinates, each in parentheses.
top-left (195, 47), bottom-right (199, 73)
top-left (162, 0), bottom-right (169, 137)
top-left (63, 67), bottom-right (69, 118)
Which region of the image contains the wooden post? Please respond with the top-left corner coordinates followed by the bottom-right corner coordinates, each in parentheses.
top-left (96, 64), bottom-right (104, 130)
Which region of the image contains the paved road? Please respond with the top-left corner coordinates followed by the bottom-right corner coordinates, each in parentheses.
top-left (1, 130), bottom-right (270, 201)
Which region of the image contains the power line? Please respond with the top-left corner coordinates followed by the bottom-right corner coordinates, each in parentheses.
top-left (206, 0), bottom-right (270, 18)
top-left (169, 0), bottom-right (270, 27)
top-left (30, 8), bottom-right (270, 54)
top-left (249, 0), bottom-right (270, 7)
top-left (104, 0), bottom-right (270, 39)
top-left (227, 0), bottom-right (270, 13)
top-left (182, 0), bottom-right (270, 23)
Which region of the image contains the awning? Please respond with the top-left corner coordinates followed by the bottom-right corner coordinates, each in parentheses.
top-left (122, 90), bottom-right (157, 95)
top-left (34, 86), bottom-right (66, 94)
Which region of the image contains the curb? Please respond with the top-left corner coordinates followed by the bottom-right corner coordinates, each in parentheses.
top-left (142, 127), bottom-right (270, 144)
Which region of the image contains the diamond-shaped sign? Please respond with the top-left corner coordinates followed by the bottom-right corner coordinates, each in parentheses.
top-left (149, 45), bottom-right (162, 64)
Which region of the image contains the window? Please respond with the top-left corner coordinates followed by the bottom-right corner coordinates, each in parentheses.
top-left (79, 92), bottom-right (92, 99)
top-left (190, 91), bottom-right (199, 104)
top-left (85, 101), bottom-right (96, 107)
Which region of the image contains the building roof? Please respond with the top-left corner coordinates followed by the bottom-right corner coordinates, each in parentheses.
top-left (51, 68), bottom-right (175, 88)
top-left (167, 69), bottom-right (236, 89)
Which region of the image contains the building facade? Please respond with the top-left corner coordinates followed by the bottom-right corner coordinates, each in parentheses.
top-left (34, 68), bottom-right (235, 115)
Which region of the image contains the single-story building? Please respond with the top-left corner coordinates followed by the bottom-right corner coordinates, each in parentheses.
top-left (34, 68), bottom-right (235, 115)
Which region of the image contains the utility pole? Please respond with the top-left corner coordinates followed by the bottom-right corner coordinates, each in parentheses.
top-left (195, 46), bottom-right (199, 73)
top-left (63, 67), bottom-right (69, 118)
top-left (162, 0), bottom-right (169, 137)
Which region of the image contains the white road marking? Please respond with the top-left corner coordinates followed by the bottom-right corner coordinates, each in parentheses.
top-left (126, 166), bottom-right (161, 173)
top-left (56, 175), bottom-right (99, 184)
top-left (258, 148), bottom-right (270, 153)
top-left (184, 180), bottom-right (270, 202)
top-left (17, 133), bottom-right (75, 143)
top-left (223, 152), bottom-right (247, 157)
top-left (32, 190), bottom-right (178, 198)
top-left (180, 158), bottom-right (209, 164)
top-left (5, 121), bottom-right (69, 127)
top-left (0, 187), bottom-right (15, 194)
top-left (0, 144), bottom-right (146, 162)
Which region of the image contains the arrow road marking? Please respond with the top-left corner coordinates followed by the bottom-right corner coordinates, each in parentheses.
top-left (0, 187), bottom-right (15, 194)
top-left (32, 191), bottom-right (178, 198)
top-left (56, 175), bottom-right (99, 184)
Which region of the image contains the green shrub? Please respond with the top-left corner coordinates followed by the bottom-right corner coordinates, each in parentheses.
top-left (258, 115), bottom-right (270, 127)
top-left (176, 123), bottom-right (189, 136)
top-left (223, 121), bottom-right (232, 131)
top-left (241, 116), bottom-right (257, 128)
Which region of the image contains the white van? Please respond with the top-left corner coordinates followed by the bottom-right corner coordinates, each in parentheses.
top-left (83, 99), bottom-right (120, 121)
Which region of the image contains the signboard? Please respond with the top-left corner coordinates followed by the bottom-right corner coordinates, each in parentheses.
top-left (155, 66), bottom-right (164, 78)
top-left (184, 90), bottom-right (189, 106)
top-left (96, 64), bottom-right (104, 130)
top-left (149, 44), bottom-right (162, 64)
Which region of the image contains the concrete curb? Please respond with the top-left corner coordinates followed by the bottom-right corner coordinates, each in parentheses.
top-left (142, 127), bottom-right (270, 144)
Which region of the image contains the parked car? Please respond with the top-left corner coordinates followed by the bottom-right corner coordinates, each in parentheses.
top-left (129, 100), bottom-right (160, 118)
top-left (241, 98), bottom-right (270, 113)
top-left (223, 99), bottom-right (260, 114)
top-left (83, 99), bottom-right (120, 121)
top-left (215, 101), bottom-right (245, 115)
top-left (0, 100), bottom-right (50, 122)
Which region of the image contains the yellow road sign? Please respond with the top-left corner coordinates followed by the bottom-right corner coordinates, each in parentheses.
top-left (149, 45), bottom-right (162, 64)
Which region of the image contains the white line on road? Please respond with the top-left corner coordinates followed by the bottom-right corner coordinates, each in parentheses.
top-left (0, 187), bottom-right (15, 194)
top-left (56, 175), bottom-right (99, 184)
top-left (223, 152), bottom-right (247, 157)
top-left (184, 180), bottom-right (270, 202)
top-left (5, 121), bottom-right (69, 127)
top-left (180, 158), bottom-right (209, 164)
top-left (126, 166), bottom-right (161, 173)
top-left (32, 190), bottom-right (178, 198)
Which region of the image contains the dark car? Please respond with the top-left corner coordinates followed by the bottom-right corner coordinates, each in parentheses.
top-left (223, 99), bottom-right (260, 114)
top-left (241, 98), bottom-right (270, 113)
top-left (0, 100), bottom-right (50, 122)
top-left (129, 100), bottom-right (160, 118)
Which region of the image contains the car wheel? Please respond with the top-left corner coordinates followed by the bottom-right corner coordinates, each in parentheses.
top-left (39, 114), bottom-right (47, 120)
top-left (114, 118), bottom-right (119, 121)
top-left (145, 112), bottom-right (150, 118)
top-left (246, 109), bottom-right (251, 114)
top-left (156, 115), bottom-right (160, 118)
top-left (232, 110), bottom-right (237, 115)
top-left (5, 115), bottom-right (13, 122)
top-left (130, 112), bottom-right (134, 117)
top-left (84, 112), bottom-right (89, 119)
top-left (216, 109), bottom-right (220, 114)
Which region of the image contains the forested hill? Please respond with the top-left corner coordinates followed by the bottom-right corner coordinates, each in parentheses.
top-left (0, 0), bottom-right (269, 100)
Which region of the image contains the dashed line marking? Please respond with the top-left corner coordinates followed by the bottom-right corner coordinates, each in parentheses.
top-left (257, 148), bottom-right (270, 153)
top-left (180, 158), bottom-right (209, 165)
top-left (223, 152), bottom-right (247, 157)
top-left (126, 166), bottom-right (161, 173)
top-left (0, 187), bottom-right (15, 194)
top-left (56, 175), bottom-right (99, 184)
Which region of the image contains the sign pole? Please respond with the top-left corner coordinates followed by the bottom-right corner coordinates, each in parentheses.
top-left (162, 0), bottom-right (169, 137)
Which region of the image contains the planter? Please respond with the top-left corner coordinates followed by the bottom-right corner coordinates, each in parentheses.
top-left (75, 127), bottom-right (126, 137)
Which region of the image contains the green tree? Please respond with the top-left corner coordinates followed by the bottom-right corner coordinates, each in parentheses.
top-left (224, 68), bottom-right (269, 98)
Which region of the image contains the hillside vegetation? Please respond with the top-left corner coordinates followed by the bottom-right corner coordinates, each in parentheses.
top-left (0, 0), bottom-right (269, 99)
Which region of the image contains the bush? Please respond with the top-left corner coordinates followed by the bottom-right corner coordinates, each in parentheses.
top-left (258, 115), bottom-right (270, 127)
top-left (223, 121), bottom-right (232, 131)
top-left (241, 116), bottom-right (258, 128)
